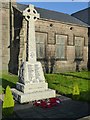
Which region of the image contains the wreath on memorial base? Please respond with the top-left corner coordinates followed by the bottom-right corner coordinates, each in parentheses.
top-left (33, 98), bottom-right (62, 108)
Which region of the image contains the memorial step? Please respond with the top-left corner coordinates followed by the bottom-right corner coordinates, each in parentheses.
top-left (12, 88), bottom-right (56, 103)
top-left (16, 82), bottom-right (48, 93)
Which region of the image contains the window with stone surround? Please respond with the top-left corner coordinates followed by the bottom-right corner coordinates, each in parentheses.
top-left (35, 32), bottom-right (47, 59)
top-left (55, 34), bottom-right (67, 59)
top-left (74, 36), bottom-right (84, 60)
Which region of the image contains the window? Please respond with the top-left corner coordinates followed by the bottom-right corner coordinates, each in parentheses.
top-left (35, 32), bottom-right (47, 59)
top-left (55, 34), bottom-right (67, 59)
top-left (75, 36), bottom-right (84, 60)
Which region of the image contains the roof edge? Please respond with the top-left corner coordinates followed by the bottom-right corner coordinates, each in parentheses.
top-left (39, 18), bottom-right (88, 28)
top-left (71, 7), bottom-right (90, 15)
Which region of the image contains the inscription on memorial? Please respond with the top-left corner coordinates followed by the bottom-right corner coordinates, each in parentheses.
top-left (30, 52), bottom-right (35, 59)
top-left (28, 65), bottom-right (36, 83)
top-left (35, 62), bottom-right (45, 82)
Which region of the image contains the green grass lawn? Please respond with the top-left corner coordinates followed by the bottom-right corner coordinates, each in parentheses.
top-left (45, 71), bottom-right (90, 102)
top-left (0, 72), bottom-right (18, 94)
top-left (62, 71), bottom-right (90, 79)
top-left (0, 71), bottom-right (90, 102)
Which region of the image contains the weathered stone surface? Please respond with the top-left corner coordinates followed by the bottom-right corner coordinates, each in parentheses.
top-left (2, 2), bottom-right (9, 9)
top-left (16, 82), bottom-right (48, 93)
top-left (12, 88), bottom-right (56, 103)
top-left (35, 19), bottom-right (88, 73)
top-left (1, 2), bottom-right (10, 71)
top-left (18, 62), bottom-right (45, 84)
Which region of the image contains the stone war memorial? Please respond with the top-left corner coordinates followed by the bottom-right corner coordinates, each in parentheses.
top-left (12, 4), bottom-right (56, 103)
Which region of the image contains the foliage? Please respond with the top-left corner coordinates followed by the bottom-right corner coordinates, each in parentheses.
top-left (2, 85), bottom-right (14, 116)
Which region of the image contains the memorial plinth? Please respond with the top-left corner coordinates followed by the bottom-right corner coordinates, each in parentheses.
top-left (12, 4), bottom-right (56, 103)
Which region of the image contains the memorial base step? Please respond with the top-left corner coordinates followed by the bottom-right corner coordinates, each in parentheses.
top-left (12, 88), bottom-right (56, 103)
top-left (16, 82), bottom-right (48, 93)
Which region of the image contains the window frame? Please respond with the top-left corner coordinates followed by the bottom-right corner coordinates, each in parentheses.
top-left (35, 31), bottom-right (47, 60)
top-left (55, 34), bottom-right (68, 60)
top-left (74, 35), bottom-right (84, 61)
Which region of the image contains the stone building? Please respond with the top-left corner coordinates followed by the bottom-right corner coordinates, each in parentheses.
top-left (72, 7), bottom-right (90, 70)
top-left (1, 1), bottom-right (88, 74)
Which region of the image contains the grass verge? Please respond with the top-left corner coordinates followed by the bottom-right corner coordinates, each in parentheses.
top-left (1, 71), bottom-right (90, 102)
top-left (0, 72), bottom-right (18, 93)
top-left (45, 72), bottom-right (90, 102)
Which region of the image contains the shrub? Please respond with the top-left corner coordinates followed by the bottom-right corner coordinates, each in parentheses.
top-left (72, 83), bottom-right (80, 100)
top-left (2, 85), bottom-right (14, 116)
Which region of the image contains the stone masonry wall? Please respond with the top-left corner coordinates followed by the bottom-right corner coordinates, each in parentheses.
top-left (0, 2), bottom-right (2, 71)
top-left (1, 2), bottom-right (10, 71)
top-left (1, 1), bottom-right (16, 72)
top-left (88, 28), bottom-right (90, 70)
top-left (1, 2), bottom-right (88, 73)
top-left (35, 19), bottom-right (88, 73)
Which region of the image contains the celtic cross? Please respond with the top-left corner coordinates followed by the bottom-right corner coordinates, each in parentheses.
top-left (23, 4), bottom-right (40, 63)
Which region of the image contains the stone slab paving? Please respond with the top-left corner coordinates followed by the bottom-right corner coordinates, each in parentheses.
top-left (13, 95), bottom-right (90, 119)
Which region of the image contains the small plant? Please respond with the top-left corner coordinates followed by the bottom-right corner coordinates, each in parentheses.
top-left (72, 83), bottom-right (80, 100)
top-left (2, 85), bottom-right (14, 117)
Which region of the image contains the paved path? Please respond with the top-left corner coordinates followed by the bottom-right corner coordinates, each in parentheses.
top-left (13, 95), bottom-right (90, 119)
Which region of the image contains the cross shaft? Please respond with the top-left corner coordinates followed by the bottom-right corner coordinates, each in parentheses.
top-left (23, 4), bottom-right (40, 62)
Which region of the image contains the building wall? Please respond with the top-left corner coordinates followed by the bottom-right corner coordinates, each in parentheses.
top-left (0, 2), bottom-right (2, 71)
top-left (88, 28), bottom-right (90, 70)
top-left (17, 18), bottom-right (88, 73)
top-left (72, 8), bottom-right (90, 71)
top-left (34, 19), bottom-right (88, 73)
top-left (1, 3), bottom-right (88, 74)
top-left (9, 12), bottom-right (88, 74)
top-left (8, 7), bottom-right (23, 74)
top-left (1, 1), bottom-right (16, 72)
top-left (1, 2), bottom-right (10, 71)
